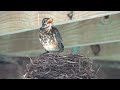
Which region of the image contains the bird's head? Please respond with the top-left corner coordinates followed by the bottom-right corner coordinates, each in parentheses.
top-left (42, 18), bottom-right (53, 29)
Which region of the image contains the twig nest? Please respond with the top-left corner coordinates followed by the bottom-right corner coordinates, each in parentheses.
top-left (22, 54), bottom-right (98, 79)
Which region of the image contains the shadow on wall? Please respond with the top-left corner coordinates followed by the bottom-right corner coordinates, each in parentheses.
top-left (94, 60), bottom-right (120, 79)
top-left (0, 55), bottom-right (29, 79)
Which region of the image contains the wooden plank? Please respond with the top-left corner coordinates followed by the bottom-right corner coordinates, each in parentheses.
top-left (0, 11), bottom-right (119, 36)
top-left (57, 13), bottom-right (120, 47)
top-left (3, 41), bottom-right (120, 62)
top-left (80, 42), bottom-right (120, 61)
top-left (0, 11), bottom-right (68, 36)
top-left (0, 12), bottom-right (120, 57)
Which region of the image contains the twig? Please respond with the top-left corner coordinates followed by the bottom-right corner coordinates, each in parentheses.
top-left (65, 60), bottom-right (77, 64)
top-left (45, 69), bottom-right (51, 75)
top-left (28, 56), bottom-right (34, 65)
top-left (21, 73), bottom-right (27, 79)
top-left (95, 65), bottom-right (102, 75)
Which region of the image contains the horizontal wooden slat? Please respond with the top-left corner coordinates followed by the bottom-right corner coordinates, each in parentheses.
top-left (80, 42), bottom-right (120, 61)
top-left (0, 11), bottom-right (120, 57)
top-left (0, 11), bottom-right (120, 36)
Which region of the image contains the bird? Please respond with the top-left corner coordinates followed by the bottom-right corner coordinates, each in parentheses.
top-left (38, 18), bottom-right (64, 54)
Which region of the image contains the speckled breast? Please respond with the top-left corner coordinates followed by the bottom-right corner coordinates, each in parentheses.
top-left (39, 32), bottom-right (59, 51)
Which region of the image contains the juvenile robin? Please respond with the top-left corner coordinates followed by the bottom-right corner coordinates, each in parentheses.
top-left (39, 18), bottom-right (64, 54)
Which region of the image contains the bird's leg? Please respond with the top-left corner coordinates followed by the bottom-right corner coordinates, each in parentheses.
top-left (52, 51), bottom-right (59, 56)
top-left (42, 51), bottom-right (49, 55)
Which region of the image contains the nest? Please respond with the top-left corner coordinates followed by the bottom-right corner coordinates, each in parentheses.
top-left (22, 53), bottom-right (98, 79)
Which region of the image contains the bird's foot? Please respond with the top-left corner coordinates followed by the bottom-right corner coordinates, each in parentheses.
top-left (52, 52), bottom-right (59, 55)
top-left (42, 51), bottom-right (49, 55)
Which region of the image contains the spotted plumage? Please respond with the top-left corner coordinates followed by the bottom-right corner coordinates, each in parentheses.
top-left (39, 18), bottom-right (64, 54)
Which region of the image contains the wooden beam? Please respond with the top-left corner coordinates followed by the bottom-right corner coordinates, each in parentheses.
top-left (80, 42), bottom-right (120, 61)
top-left (0, 12), bottom-right (120, 57)
top-left (0, 11), bottom-right (119, 36)
top-left (3, 41), bottom-right (120, 62)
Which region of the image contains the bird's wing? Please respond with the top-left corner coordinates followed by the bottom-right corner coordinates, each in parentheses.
top-left (52, 27), bottom-right (63, 43)
top-left (39, 27), bottom-right (44, 32)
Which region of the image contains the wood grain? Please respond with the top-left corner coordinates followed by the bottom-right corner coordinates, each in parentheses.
top-left (0, 11), bottom-right (119, 36)
top-left (0, 11), bottom-right (120, 58)
top-left (80, 42), bottom-right (120, 61)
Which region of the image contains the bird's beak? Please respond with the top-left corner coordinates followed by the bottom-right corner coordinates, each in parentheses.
top-left (47, 18), bottom-right (53, 23)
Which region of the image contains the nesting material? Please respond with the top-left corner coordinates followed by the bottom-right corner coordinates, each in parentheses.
top-left (22, 53), bottom-right (98, 79)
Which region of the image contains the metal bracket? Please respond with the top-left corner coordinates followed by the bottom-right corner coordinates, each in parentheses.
top-left (90, 44), bottom-right (101, 56)
top-left (100, 15), bottom-right (112, 25)
top-left (67, 11), bottom-right (74, 20)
